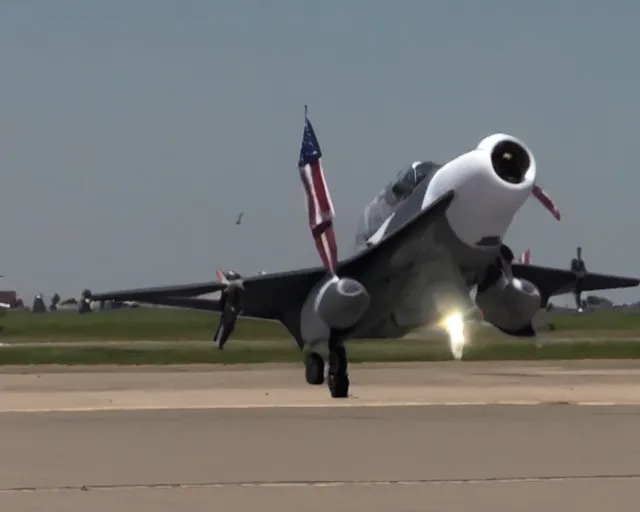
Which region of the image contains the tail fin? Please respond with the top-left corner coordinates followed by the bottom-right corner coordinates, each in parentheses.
top-left (216, 268), bottom-right (229, 285)
top-left (517, 249), bottom-right (531, 264)
top-left (297, 106), bottom-right (338, 273)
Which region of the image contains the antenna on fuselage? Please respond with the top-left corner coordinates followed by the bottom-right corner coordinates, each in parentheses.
top-left (570, 246), bottom-right (587, 312)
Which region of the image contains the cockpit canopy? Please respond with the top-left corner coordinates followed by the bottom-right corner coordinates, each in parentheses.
top-left (387, 161), bottom-right (442, 203)
top-left (355, 160), bottom-right (443, 250)
top-left (224, 270), bottom-right (242, 280)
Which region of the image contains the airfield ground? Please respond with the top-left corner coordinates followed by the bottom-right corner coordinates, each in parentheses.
top-left (1, 361), bottom-right (640, 511)
top-left (2, 310), bottom-right (640, 509)
top-left (3, 308), bottom-right (640, 365)
top-left (3, 307), bottom-right (640, 343)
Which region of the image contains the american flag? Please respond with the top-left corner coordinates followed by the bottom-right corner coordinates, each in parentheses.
top-left (298, 109), bottom-right (338, 272)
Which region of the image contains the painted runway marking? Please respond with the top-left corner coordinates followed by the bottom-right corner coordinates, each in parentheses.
top-left (0, 399), bottom-right (636, 414)
top-left (3, 473), bottom-right (640, 494)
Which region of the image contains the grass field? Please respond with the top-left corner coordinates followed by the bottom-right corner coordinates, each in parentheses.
top-left (1, 307), bottom-right (640, 342)
top-left (0, 308), bottom-right (288, 341)
top-left (1, 307), bottom-right (640, 365)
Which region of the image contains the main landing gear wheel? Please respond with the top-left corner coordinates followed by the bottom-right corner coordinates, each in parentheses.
top-left (328, 344), bottom-right (349, 399)
top-left (304, 353), bottom-right (325, 385)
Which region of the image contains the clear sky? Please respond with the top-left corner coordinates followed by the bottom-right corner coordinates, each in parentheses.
top-left (0, 0), bottom-right (639, 305)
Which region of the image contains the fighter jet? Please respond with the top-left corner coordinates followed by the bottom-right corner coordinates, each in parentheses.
top-left (90, 111), bottom-right (639, 399)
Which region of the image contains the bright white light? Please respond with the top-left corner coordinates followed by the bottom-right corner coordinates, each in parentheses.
top-left (442, 313), bottom-right (466, 360)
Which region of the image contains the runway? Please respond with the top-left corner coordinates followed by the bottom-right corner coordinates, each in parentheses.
top-left (1, 361), bottom-right (640, 511)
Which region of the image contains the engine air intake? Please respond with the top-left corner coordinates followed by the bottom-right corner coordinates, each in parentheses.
top-left (491, 140), bottom-right (530, 185)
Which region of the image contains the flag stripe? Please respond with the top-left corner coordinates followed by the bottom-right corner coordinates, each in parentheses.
top-left (309, 161), bottom-right (335, 222)
top-left (298, 114), bottom-right (338, 272)
top-left (299, 169), bottom-right (318, 228)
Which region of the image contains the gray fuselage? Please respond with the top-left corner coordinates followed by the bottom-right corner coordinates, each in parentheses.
top-left (349, 162), bottom-right (499, 338)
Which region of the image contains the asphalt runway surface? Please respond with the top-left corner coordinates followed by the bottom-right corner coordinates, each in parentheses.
top-left (2, 361), bottom-right (640, 511)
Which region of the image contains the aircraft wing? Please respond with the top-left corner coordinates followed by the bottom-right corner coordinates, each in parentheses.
top-left (120, 297), bottom-right (221, 311)
top-left (511, 263), bottom-right (640, 303)
top-left (90, 266), bottom-right (327, 320)
top-left (90, 191), bottom-right (456, 326)
top-left (90, 281), bottom-right (229, 301)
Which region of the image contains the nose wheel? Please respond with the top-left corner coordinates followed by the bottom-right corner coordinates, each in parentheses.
top-left (327, 343), bottom-right (349, 398)
top-left (304, 353), bottom-right (325, 385)
top-left (303, 344), bottom-right (350, 398)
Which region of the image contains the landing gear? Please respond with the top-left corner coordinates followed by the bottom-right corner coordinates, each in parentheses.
top-left (327, 343), bottom-right (349, 398)
top-left (304, 353), bottom-right (325, 385)
top-left (301, 341), bottom-right (350, 398)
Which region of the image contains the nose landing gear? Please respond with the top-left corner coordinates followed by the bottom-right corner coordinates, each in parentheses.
top-left (327, 343), bottom-right (349, 398)
top-left (304, 344), bottom-right (349, 398)
top-left (304, 353), bottom-right (325, 385)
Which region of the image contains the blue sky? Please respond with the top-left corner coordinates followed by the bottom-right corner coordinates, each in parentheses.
top-left (0, 0), bottom-right (639, 305)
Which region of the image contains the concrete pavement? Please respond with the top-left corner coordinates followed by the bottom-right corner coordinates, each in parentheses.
top-left (2, 361), bottom-right (640, 511)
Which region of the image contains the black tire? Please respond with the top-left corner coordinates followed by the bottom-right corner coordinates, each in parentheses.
top-left (305, 353), bottom-right (325, 385)
top-left (328, 373), bottom-right (349, 398)
top-left (327, 344), bottom-right (349, 398)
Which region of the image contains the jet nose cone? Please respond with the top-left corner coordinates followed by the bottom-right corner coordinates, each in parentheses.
top-left (421, 136), bottom-right (536, 248)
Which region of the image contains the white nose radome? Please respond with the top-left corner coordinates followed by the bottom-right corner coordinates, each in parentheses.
top-left (422, 133), bottom-right (536, 248)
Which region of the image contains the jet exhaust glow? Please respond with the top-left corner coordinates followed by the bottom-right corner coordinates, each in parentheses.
top-left (443, 313), bottom-right (466, 360)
